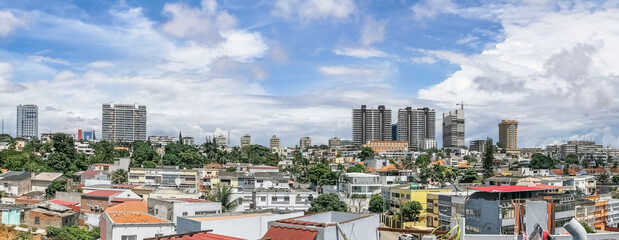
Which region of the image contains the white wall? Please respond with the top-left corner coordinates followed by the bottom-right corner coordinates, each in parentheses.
top-left (111, 223), bottom-right (175, 240)
top-left (178, 212), bottom-right (304, 239)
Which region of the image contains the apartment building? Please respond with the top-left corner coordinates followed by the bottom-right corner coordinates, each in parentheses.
top-left (240, 134), bottom-right (251, 148)
top-left (352, 105), bottom-right (392, 146)
top-left (299, 136), bottom-right (311, 150)
top-left (443, 109), bottom-right (465, 149)
top-left (270, 135), bottom-right (281, 148)
top-left (397, 107), bottom-right (435, 150)
top-left (498, 120), bottom-right (518, 150)
top-left (147, 198), bottom-right (222, 223)
top-left (128, 168), bottom-right (199, 190)
top-left (329, 137), bottom-right (341, 148)
top-left (343, 173), bottom-right (382, 197)
top-left (16, 104), bottom-right (38, 138)
top-left (102, 103), bottom-right (147, 142)
top-left (363, 140), bottom-right (408, 153)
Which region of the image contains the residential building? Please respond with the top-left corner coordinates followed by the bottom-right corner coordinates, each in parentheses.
top-left (214, 135), bottom-right (226, 148)
top-left (75, 141), bottom-right (95, 155)
top-left (299, 137), bottom-right (311, 150)
top-left (442, 109), bottom-right (465, 149)
top-left (105, 201), bottom-right (148, 214)
top-left (148, 136), bottom-right (177, 146)
top-left (363, 141), bottom-right (408, 153)
top-left (81, 190), bottom-right (124, 213)
top-left (40, 132), bottom-right (76, 143)
top-left (242, 188), bottom-right (317, 211)
top-left (562, 175), bottom-right (596, 195)
top-left (271, 147), bottom-right (292, 158)
top-left (100, 212), bottom-right (176, 240)
top-left (352, 105), bottom-right (392, 146)
top-left (128, 168), bottom-right (200, 190)
top-left (181, 137), bottom-right (194, 145)
top-left (241, 134), bottom-right (251, 148)
top-left (343, 173), bottom-right (382, 197)
top-left (248, 165), bottom-right (279, 174)
top-left (470, 139), bottom-right (487, 152)
top-left (397, 107), bottom-right (436, 151)
top-left (147, 198), bottom-right (222, 223)
top-left (31, 172), bottom-right (64, 192)
top-left (144, 232), bottom-right (244, 240)
top-left (270, 135), bottom-right (281, 148)
top-left (16, 104), bottom-right (38, 138)
top-left (102, 103), bottom-right (146, 142)
top-left (423, 139), bottom-right (437, 150)
top-left (24, 202), bottom-right (79, 229)
top-left (498, 120), bottom-right (518, 150)
top-left (265, 212), bottom-right (380, 240)
top-left (328, 137), bottom-right (341, 148)
top-left (177, 211), bottom-right (304, 239)
top-left (376, 165), bottom-right (414, 185)
top-left (426, 191), bottom-right (469, 231)
top-left (0, 171), bottom-right (33, 196)
top-left (386, 185), bottom-right (451, 219)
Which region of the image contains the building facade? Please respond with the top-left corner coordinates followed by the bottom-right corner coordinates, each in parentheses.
top-left (299, 137), bottom-right (311, 150)
top-left (363, 141), bottom-right (408, 153)
top-left (16, 104), bottom-right (38, 138)
top-left (442, 109), bottom-right (465, 149)
top-left (498, 120), bottom-right (519, 150)
top-left (269, 135), bottom-right (281, 148)
top-left (470, 139), bottom-right (487, 152)
top-left (214, 135), bottom-right (226, 148)
top-left (181, 137), bottom-right (194, 145)
top-left (352, 105), bottom-right (392, 146)
top-left (102, 103), bottom-right (147, 142)
top-left (241, 135), bottom-right (251, 148)
top-left (328, 137), bottom-right (341, 148)
top-left (397, 107), bottom-right (435, 151)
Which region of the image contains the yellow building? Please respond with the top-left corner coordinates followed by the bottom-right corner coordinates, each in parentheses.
top-left (364, 141), bottom-right (409, 153)
top-left (388, 184), bottom-right (451, 221)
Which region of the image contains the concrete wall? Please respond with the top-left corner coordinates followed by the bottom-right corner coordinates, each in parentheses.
top-left (24, 210), bottom-right (78, 229)
top-left (1, 209), bottom-right (20, 225)
top-left (337, 214), bottom-right (379, 240)
top-left (54, 192), bottom-right (81, 203)
top-left (465, 198), bottom-right (500, 234)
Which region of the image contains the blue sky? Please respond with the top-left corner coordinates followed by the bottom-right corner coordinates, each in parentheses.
top-left (1, 0), bottom-right (619, 148)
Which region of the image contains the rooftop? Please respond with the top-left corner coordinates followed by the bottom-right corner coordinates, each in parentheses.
top-left (185, 213), bottom-right (275, 222)
top-left (106, 212), bottom-right (169, 224)
top-left (156, 198), bottom-right (212, 203)
top-left (82, 190), bottom-right (122, 198)
top-left (32, 172), bottom-right (63, 181)
top-left (105, 201), bottom-right (147, 213)
top-left (469, 185), bottom-right (560, 193)
top-left (263, 226), bottom-right (318, 240)
top-left (145, 231), bottom-right (245, 240)
top-left (0, 171), bottom-right (32, 181)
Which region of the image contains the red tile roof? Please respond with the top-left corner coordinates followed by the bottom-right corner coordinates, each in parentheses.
top-left (111, 198), bottom-right (143, 203)
top-left (106, 212), bottom-right (169, 224)
top-left (50, 199), bottom-right (78, 206)
top-left (262, 226), bottom-right (318, 240)
top-left (94, 163), bottom-right (113, 166)
top-left (147, 232), bottom-right (246, 240)
top-left (83, 190), bottom-right (122, 198)
top-left (551, 169), bottom-right (564, 175)
top-left (274, 219), bottom-right (332, 227)
top-left (113, 185), bottom-right (140, 189)
top-left (82, 170), bottom-right (102, 178)
top-left (469, 185), bottom-right (558, 193)
top-left (105, 201), bottom-right (147, 213)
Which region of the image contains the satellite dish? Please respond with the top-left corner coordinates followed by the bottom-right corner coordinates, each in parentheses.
top-left (175, 178), bottom-right (181, 187)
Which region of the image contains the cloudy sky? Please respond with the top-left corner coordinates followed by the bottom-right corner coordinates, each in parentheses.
top-left (1, 0), bottom-right (618, 148)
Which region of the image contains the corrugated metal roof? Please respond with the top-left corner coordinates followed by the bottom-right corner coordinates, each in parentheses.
top-left (147, 232), bottom-right (246, 240)
top-left (262, 226), bottom-right (318, 240)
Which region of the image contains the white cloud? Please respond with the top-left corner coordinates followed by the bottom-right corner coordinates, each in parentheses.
top-left (319, 64), bottom-right (394, 87)
top-left (334, 47), bottom-right (387, 58)
top-left (272, 0), bottom-right (355, 21)
top-left (88, 61), bottom-right (116, 68)
top-left (411, 0), bottom-right (455, 20)
top-left (29, 56), bottom-right (69, 65)
top-left (0, 10), bottom-right (26, 37)
top-left (360, 17), bottom-right (386, 47)
top-left (161, 0), bottom-right (236, 45)
top-left (417, 3), bottom-right (619, 147)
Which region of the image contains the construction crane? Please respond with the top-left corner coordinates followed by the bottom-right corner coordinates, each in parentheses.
top-left (456, 101), bottom-right (486, 110)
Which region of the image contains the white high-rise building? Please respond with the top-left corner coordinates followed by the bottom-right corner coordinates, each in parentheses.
top-left (442, 109), bottom-right (465, 149)
top-left (102, 103), bottom-right (146, 142)
top-left (16, 104), bottom-right (38, 138)
top-left (397, 107), bottom-right (435, 151)
top-left (270, 135), bottom-right (281, 149)
top-left (352, 105), bottom-right (392, 146)
top-left (241, 135), bottom-right (251, 148)
top-left (299, 137), bottom-right (311, 150)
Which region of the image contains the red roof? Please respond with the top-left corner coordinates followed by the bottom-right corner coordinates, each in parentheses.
top-left (82, 170), bottom-right (102, 178)
top-left (113, 185), bottom-right (140, 189)
top-left (148, 232), bottom-right (246, 240)
top-left (528, 184), bottom-right (562, 190)
top-left (469, 185), bottom-right (557, 193)
top-left (83, 190), bottom-right (122, 197)
top-left (111, 198), bottom-right (143, 203)
top-left (275, 219), bottom-right (332, 227)
top-left (50, 199), bottom-right (78, 206)
top-left (94, 163), bottom-right (113, 166)
top-left (262, 226), bottom-right (318, 240)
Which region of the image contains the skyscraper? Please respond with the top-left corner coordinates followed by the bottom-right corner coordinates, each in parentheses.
top-left (270, 135), bottom-right (281, 148)
top-left (102, 103), bottom-right (146, 142)
top-left (442, 109), bottom-right (465, 149)
top-left (329, 137), bottom-right (341, 148)
top-left (241, 134), bottom-right (251, 148)
top-left (498, 120), bottom-right (518, 150)
top-left (397, 107), bottom-right (436, 150)
top-left (16, 104), bottom-right (38, 138)
top-left (352, 105), bottom-right (392, 146)
top-left (299, 137), bottom-right (311, 150)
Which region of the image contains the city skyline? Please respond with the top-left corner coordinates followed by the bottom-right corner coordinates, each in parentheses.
top-left (0, 1), bottom-right (618, 147)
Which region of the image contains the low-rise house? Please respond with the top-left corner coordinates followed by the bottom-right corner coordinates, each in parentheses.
top-left (248, 165), bottom-right (279, 174)
top-left (128, 168), bottom-right (199, 190)
top-left (24, 202), bottom-right (79, 229)
top-left (31, 172), bottom-right (64, 192)
top-left (343, 173), bottom-right (381, 197)
top-left (144, 231), bottom-right (245, 240)
top-left (147, 198), bottom-right (222, 223)
top-left (177, 211), bottom-right (304, 239)
top-left (0, 171), bottom-right (33, 196)
top-left (81, 190), bottom-right (123, 213)
top-left (49, 199), bottom-right (80, 212)
top-left (264, 212), bottom-right (380, 240)
top-left (241, 188), bottom-right (317, 212)
top-left (100, 212), bottom-right (176, 240)
top-left (75, 170), bottom-right (110, 186)
top-left (105, 201), bottom-right (148, 213)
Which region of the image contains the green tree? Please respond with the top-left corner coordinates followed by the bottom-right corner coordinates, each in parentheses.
top-left (368, 194), bottom-right (385, 213)
top-left (596, 172), bottom-right (610, 184)
top-left (46, 226), bottom-right (98, 240)
top-left (346, 164), bottom-right (365, 173)
top-left (482, 138), bottom-right (495, 179)
top-left (580, 221), bottom-right (595, 233)
top-left (565, 153), bottom-right (579, 165)
top-left (415, 154), bottom-right (431, 168)
top-left (309, 193), bottom-right (347, 212)
top-left (529, 153), bottom-right (555, 169)
top-left (111, 169), bottom-right (128, 184)
top-left (132, 141), bottom-right (158, 167)
top-left (89, 141), bottom-right (115, 164)
top-left (13, 232), bottom-right (33, 240)
top-left (308, 164), bottom-right (336, 187)
top-left (401, 201), bottom-right (423, 222)
top-left (463, 155), bottom-right (478, 163)
top-left (612, 175), bottom-right (619, 184)
top-left (442, 166), bottom-right (459, 184)
top-left (207, 185), bottom-right (242, 212)
top-left (459, 168), bottom-right (479, 183)
top-left (357, 147), bottom-right (374, 160)
top-left (45, 179), bottom-right (66, 198)
top-left (114, 149), bottom-right (130, 158)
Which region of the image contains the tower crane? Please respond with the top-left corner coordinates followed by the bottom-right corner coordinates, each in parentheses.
top-left (456, 101), bottom-right (486, 110)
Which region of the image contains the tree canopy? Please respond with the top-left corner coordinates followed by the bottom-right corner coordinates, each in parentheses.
top-left (482, 138), bottom-right (495, 179)
top-left (45, 179), bottom-right (66, 198)
top-left (401, 201), bottom-right (423, 222)
top-left (346, 164), bottom-right (365, 173)
top-left (368, 194), bottom-right (385, 213)
top-left (309, 193), bottom-right (347, 212)
top-left (415, 154), bottom-right (431, 168)
top-left (357, 147), bottom-right (374, 160)
top-left (528, 153), bottom-right (555, 169)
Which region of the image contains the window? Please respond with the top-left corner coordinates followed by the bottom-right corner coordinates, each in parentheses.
top-left (121, 235), bottom-right (137, 240)
top-left (35, 217), bottom-right (40, 224)
top-left (272, 196), bottom-right (278, 201)
top-left (155, 234), bottom-right (163, 237)
top-left (182, 212), bottom-right (188, 216)
top-left (501, 208), bottom-right (514, 219)
top-left (155, 209), bottom-right (159, 215)
top-left (87, 200), bottom-right (92, 205)
top-left (283, 197), bottom-right (290, 202)
top-left (98, 201), bottom-right (102, 204)
top-left (3, 183), bottom-right (7, 188)
top-left (260, 196), bottom-right (266, 202)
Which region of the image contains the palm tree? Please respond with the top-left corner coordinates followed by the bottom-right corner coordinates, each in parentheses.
top-left (596, 172), bottom-right (610, 184)
top-left (443, 167), bottom-right (459, 185)
top-left (207, 185), bottom-right (243, 212)
top-left (111, 169), bottom-right (128, 184)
